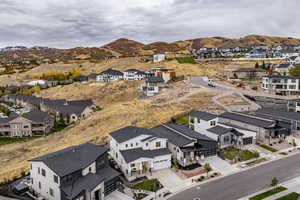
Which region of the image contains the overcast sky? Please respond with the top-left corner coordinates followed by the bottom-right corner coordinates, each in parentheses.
top-left (0, 0), bottom-right (300, 48)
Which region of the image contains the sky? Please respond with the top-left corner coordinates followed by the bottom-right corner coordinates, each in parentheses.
top-left (0, 0), bottom-right (300, 48)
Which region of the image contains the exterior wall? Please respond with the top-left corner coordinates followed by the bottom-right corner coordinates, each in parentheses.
top-left (30, 161), bottom-right (61, 200)
top-left (261, 77), bottom-right (300, 95)
top-left (82, 162), bottom-right (96, 176)
top-left (191, 116), bottom-right (218, 134)
top-left (153, 54), bottom-right (165, 62)
top-left (123, 72), bottom-right (145, 80)
top-left (96, 75), bottom-right (122, 82)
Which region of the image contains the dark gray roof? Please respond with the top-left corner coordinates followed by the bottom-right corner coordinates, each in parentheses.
top-left (263, 75), bottom-right (300, 80)
top-left (120, 148), bottom-right (171, 163)
top-left (62, 173), bottom-right (104, 199)
top-left (218, 122), bottom-right (254, 132)
top-left (145, 76), bottom-right (164, 83)
top-left (22, 111), bottom-right (53, 123)
top-left (190, 111), bottom-right (217, 121)
top-left (276, 63), bottom-right (291, 69)
top-left (29, 143), bottom-right (108, 177)
top-left (99, 68), bottom-right (123, 76)
top-left (110, 126), bottom-right (160, 143)
top-left (151, 125), bottom-right (194, 147)
top-left (255, 108), bottom-right (300, 122)
top-left (207, 125), bottom-right (232, 135)
top-left (219, 112), bottom-right (275, 128)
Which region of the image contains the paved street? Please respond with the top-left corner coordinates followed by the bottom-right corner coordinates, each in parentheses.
top-left (169, 153), bottom-right (300, 200)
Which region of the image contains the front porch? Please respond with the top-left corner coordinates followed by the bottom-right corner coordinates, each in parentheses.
top-left (126, 160), bottom-right (152, 181)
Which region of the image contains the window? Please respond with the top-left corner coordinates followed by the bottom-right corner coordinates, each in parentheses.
top-left (125, 144), bottom-right (128, 148)
top-left (136, 142), bottom-right (138, 146)
top-left (130, 143), bottom-right (133, 147)
top-left (30, 164), bottom-right (32, 170)
top-left (210, 121), bottom-right (216, 126)
top-left (38, 167), bottom-right (40, 174)
top-left (130, 163), bottom-right (135, 168)
top-left (224, 136), bottom-right (230, 142)
top-left (49, 188), bottom-right (54, 197)
top-left (146, 143), bottom-right (149, 147)
top-left (53, 175), bottom-right (58, 183)
top-left (155, 142), bottom-right (161, 148)
top-left (89, 167), bottom-right (92, 172)
top-left (31, 178), bottom-right (33, 184)
top-left (41, 169), bottom-right (46, 177)
top-left (38, 182), bottom-right (41, 189)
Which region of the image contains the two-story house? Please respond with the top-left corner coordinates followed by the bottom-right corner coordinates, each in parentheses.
top-left (109, 126), bottom-right (171, 181)
top-left (261, 75), bottom-right (300, 95)
top-left (96, 69), bottom-right (123, 82)
top-left (152, 123), bottom-right (217, 168)
top-left (123, 69), bottom-right (145, 81)
top-left (140, 76), bottom-right (165, 96)
top-left (0, 111), bottom-right (54, 137)
top-left (29, 143), bottom-right (120, 200)
top-left (153, 54), bottom-right (165, 63)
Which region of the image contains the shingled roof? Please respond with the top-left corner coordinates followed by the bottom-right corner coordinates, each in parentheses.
top-left (29, 143), bottom-right (108, 177)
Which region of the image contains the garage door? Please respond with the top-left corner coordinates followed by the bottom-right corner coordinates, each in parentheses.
top-left (153, 159), bottom-right (170, 170)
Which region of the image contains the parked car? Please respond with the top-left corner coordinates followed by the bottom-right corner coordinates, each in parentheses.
top-left (208, 80), bottom-right (216, 87)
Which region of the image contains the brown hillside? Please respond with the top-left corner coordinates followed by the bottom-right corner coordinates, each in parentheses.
top-left (102, 38), bottom-right (145, 56)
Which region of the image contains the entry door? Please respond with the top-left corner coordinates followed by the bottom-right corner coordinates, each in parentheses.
top-left (94, 189), bottom-right (101, 200)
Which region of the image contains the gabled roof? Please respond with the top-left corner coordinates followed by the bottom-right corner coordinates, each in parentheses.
top-left (120, 148), bottom-right (171, 163)
top-left (190, 111), bottom-right (217, 121)
top-left (207, 125), bottom-right (232, 135)
top-left (109, 126), bottom-right (160, 143)
top-left (29, 143), bottom-right (108, 177)
top-left (99, 68), bottom-right (123, 76)
top-left (255, 108), bottom-right (300, 122)
top-left (22, 111), bottom-right (53, 123)
top-left (276, 63), bottom-right (292, 69)
top-left (219, 112), bottom-right (275, 128)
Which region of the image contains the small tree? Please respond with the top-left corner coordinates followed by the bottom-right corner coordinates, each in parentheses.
top-left (271, 177), bottom-right (278, 188)
top-left (203, 163), bottom-right (212, 178)
top-left (255, 62), bottom-right (259, 68)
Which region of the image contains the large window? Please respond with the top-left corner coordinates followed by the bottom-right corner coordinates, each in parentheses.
top-left (41, 169), bottom-right (46, 177)
top-left (155, 141), bottom-right (161, 148)
top-left (49, 188), bottom-right (54, 197)
top-left (53, 175), bottom-right (58, 183)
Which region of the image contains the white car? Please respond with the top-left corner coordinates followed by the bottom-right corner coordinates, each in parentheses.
top-left (208, 80), bottom-right (216, 87)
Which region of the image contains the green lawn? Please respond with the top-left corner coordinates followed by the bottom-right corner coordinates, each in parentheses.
top-left (131, 179), bottom-right (162, 192)
top-left (276, 192), bottom-right (300, 200)
top-left (174, 115), bottom-right (189, 125)
top-left (249, 187), bottom-right (287, 200)
top-left (246, 158), bottom-right (267, 166)
top-left (258, 144), bottom-right (278, 152)
top-left (220, 147), bottom-right (259, 161)
top-left (176, 57), bottom-right (196, 64)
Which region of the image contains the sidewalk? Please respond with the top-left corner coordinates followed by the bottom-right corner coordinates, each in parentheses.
top-left (239, 176), bottom-right (300, 200)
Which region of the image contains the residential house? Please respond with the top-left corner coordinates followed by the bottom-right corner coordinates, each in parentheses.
top-left (286, 56), bottom-right (300, 65)
top-left (109, 126), bottom-right (171, 181)
top-left (153, 54), bottom-right (166, 63)
top-left (261, 75), bottom-right (300, 95)
top-left (287, 99), bottom-right (300, 113)
top-left (27, 80), bottom-right (46, 86)
top-left (233, 68), bottom-right (267, 79)
top-left (190, 111), bottom-right (256, 148)
top-left (245, 49), bottom-right (268, 58)
top-left (150, 67), bottom-right (176, 83)
top-left (219, 112), bottom-right (290, 144)
top-left (152, 123), bottom-right (217, 168)
top-left (0, 111), bottom-right (54, 138)
top-left (123, 69), bottom-right (145, 81)
top-left (29, 143), bottom-right (120, 200)
top-left (140, 76), bottom-right (165, 96)
top-left (274, 63), bottom-right (294, 74)
top-left (256, 108), bottom-right (300, 131)
top-left (1, 95), bottom-right (96, 124)
top-left (281, 49), bottom-right (299, 58)
top-left (96, 69), bottom-right (123, 82)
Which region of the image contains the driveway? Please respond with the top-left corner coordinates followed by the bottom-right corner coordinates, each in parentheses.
top-left (105, 191), bottom-right (134, 200)
top-left (150, 169), bottom-right (187, 193)
top-left (201, 156), bottom-right (239, 175)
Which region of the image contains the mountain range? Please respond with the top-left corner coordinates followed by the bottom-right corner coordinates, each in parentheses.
top-left (1, 35), bottom-right (300, 62)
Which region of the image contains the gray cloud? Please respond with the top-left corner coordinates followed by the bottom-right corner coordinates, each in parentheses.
top-left (0, 0), bottom-right (299, 48)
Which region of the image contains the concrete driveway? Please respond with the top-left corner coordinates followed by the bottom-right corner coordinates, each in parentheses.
top-left (201, 156), bottom-right (239, 175)
top-left (105, 191), bottom-right (134, 200)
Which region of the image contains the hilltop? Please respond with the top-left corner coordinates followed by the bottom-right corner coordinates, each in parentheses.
top-left (1, 35), bottom-right (300, 62)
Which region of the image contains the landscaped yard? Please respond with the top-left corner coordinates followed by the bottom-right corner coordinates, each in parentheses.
top-left (220, 147), bottom-right (259, 161)
top-left (176, 57), bottom-right (196, 64)
top-left (131, 179), bottom-right (162, 192)
top-left (174, 115), bottom-right (189, 126)
top-left (276, 192), bottom-right (300, 200)
top-left (258, 144), bottom-right (278, 152)
top-left (249, 186), bottom-right (287, 200)
top-left (246, 158), bottom-right (267, 166)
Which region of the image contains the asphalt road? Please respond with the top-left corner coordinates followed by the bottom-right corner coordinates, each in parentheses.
top-left (190, 76), bottom-right (231, 91)
top-left (169, 153), bottom-right (300, 200)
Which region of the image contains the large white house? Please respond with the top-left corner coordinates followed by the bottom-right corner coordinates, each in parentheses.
top-left (261, 75), bottom-right (300, 95)
top-left (274, 63), bottom-right (295, 74)
top-left (96, 68), bottom-right (123, 82)
top-left (109, 126), bottom-right (171, 181)
top-left (153, 54), bottom-right (165, 62)
top-left (123, 69), bottom-right (145, 80)
top-left (29, 143), bottom-right (120, 200)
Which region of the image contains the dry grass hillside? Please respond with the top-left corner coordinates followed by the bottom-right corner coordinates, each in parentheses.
top-left (0, 80), bottom-right (218, 183)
